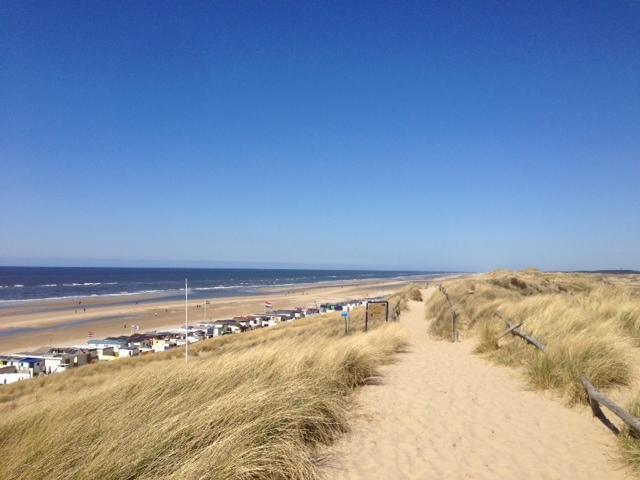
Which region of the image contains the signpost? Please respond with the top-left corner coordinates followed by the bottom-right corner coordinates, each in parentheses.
top-left (365, 300), bottom-right (388, 332)
top-left (341, 311), bottom-right (349, 335)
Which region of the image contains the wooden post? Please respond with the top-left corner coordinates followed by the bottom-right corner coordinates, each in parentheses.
top-left (452, 313), bottom-right (456, 342)
top-left (495, 311), bottom-right (546, 352)
top-left (581, 376), bottom-right (640, 437)
top-left (365, 303), bottom-right (369, 332)
top-left (497, 322), bottom-right (524, 340)
top-left (438, 285), bottom-right (457, 343)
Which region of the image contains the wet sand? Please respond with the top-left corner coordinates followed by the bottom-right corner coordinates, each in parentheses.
top-left (0, 278), bottom-right (420, 354)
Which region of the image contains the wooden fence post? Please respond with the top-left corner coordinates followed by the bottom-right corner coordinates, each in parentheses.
top-left (581, 376), bottom-right (640, 437)
top-left (365, 303), bottom-right (369, 332)
top-left (495, 311), bottom-right (546, 352)
top-left (437, 285), bottom-right (458, 342)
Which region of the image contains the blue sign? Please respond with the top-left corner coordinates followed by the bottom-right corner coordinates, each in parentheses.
top-left (340, 311), bottom-right (349, 318)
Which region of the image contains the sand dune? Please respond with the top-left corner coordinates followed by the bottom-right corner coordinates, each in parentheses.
top-left (322, 288), bottom-right (632, 479)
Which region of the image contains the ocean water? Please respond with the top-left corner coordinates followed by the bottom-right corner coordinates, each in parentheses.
top-left (0, 267), bottom-right (442, 303)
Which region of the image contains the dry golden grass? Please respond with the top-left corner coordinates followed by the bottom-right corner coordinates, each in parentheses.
top-left (427, 270), bottom-right (640, 473)
top-left (387, 284), bottom-right (423, 320)
top-left (621, 395), bottom-right (640, 473)
top-left (0, 298), bottom-right (410, 480)
top-left (427, 270), bottom-right (639, 404)
top-left (407, 285), bottom-right (423, 302)
top-left (473, 318), bottom-right (500, 354)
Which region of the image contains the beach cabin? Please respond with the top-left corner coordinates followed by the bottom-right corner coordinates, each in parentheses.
top-left (198, 323), bottom-right (235, 337)
top-left (71, 345), bottom-right (102, 363)
top-left (0, 365), bottom-right (16, 374)
top-left (190, 329), bottom-right (207, 342)
top-left (260, 316), bottom-right (278, 328)
top-left (16, 357), bottom-right (44, 377)
top-left (260, 313), bottom-right (282, 325)
top-left (88, 338), bottom-right (130, 355)
top-left (348, 300), bottom-right (365, 310)
top-left (272, 310), bottom-right (297, 321)
top-left (40, 353), bottom-right (72, 374)
top-left (117, 345), bottom-right (140, 358)
top-left (195, 323), bottom-right (217, 338)
top-left (166, 333), bottom-right (187, 347)
top-left (292, 308), bottom-right (309, 318)
top-left (126, 334), bottom-right (154, 352)
top-left (0, 356), bottom-right (21, 370)
top-left (213, 319), bottom-right (241, 335)
top-left (3, 356), bottom-right (44, 377)
top-left (211, 325), bottom-right (225, 336)
top-left (190, 327), bottom-right (209, 342)
top-left (245, 315), bottom-right (268, 329)
top-left (1, 371), bottom-right (31, 385)
top-left (72, 344), bottom-right (116, 362)
top-left (48, 348), bottom-right (89, 367)
top-left (319, 303), bottom-right (337, 313)
top-left (167, 327), bottom-right (203, 344)
top-left (233, 316), bottom-right (254, 329)
top-left (96, 345), bottom-right (116, 360)
top-left (152, 338), bottom-right (169, 353)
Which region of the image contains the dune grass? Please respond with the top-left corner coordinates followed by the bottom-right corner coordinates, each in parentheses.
top-left (427, 270), bottom-right (640, 404)
top-left (406, 285), bottom-right (423, 302)
top-left (427, 270), bottom-right (640, 472)
top-left (0, 295), bottom-right (410, 480)
top-left (386, 284), bottom-right (423, 320)
top-left (620, 395), bottom-right (640, 474)
top-left (473, 318), bottom-right (500, 354)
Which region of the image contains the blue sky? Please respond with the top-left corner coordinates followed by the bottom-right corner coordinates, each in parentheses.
top-left (1, 1), bottom-right (638, 271)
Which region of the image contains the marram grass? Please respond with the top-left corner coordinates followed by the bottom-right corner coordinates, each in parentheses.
top-left (0, 292), bottom-right (413, 480)
top-left (620, 395), bottom-right (640, 474)
top-left (427, 270), bottom-right (638, 403)
top-left (428, 270), bottom-right (640, 473)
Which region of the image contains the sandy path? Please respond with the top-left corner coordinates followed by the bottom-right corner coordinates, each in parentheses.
top-left (322, 289), bottom-right (632, 480)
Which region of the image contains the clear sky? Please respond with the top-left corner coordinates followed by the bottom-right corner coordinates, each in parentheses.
top-left (1, 1), bottom-right (638, 271)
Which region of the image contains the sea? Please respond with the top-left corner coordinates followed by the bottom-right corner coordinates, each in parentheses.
top-left (0, 266), bottom-right (444, 304)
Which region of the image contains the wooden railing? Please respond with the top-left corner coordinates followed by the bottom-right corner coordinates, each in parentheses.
top-left (495, 311), bottom-right (546, 351)
top-left (581, 376), bottom-right (640, 437)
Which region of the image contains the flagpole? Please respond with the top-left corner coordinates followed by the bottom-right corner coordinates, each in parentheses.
top-left (185, 278), bottom-right (188, 364)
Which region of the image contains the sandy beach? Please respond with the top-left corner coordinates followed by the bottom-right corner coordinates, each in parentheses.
top-left (321, 287), bottom-right (633, 479)
top-left (0, 278), bottom-right (419, 354)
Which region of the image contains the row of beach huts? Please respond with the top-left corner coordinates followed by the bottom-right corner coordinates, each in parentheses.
top-left (0, 300), bottom-right (365, 385)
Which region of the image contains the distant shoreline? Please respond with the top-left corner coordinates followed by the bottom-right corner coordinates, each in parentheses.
top-left (0, 274), bottom-right (441, 307)
top-left (0, 275), bottom-right (453, 355)
top-left (0, 266), bottom-right (448, 303)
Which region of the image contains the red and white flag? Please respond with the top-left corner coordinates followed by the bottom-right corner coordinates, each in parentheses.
top-left (264, 301), bottom-right (273, 309)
